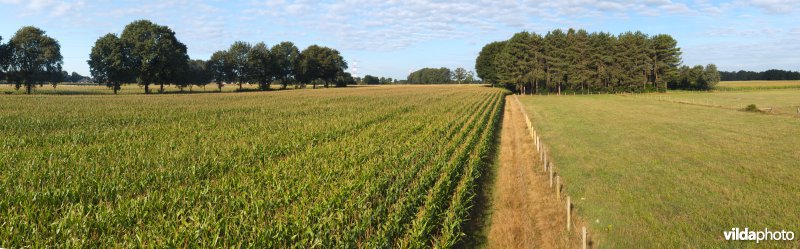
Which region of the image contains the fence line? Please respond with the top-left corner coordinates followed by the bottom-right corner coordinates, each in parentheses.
top-left (513, 95), bottom-right (590, 249)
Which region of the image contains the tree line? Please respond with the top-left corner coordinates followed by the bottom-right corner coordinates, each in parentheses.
top-left (719, 69), bottom-right (800, 81)
top-left (405, 67), bottom-right (477, 84)
top-left (89, 20), bottom-right (352, 94)
top-left (476, 29), bottom-right (721, 94)
top-left (361, 75), bottom-right (397, 84)
top-left (0, 20), bottom-right (352, 94)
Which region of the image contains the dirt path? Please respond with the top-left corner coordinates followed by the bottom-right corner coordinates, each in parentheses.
top-left (485, 96), bottom-right (574, 249)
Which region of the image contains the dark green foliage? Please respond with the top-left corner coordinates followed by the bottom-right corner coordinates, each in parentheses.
top-left (720, 69), bottom-right (800, 81)
top-left (295, 45), bottom-right (348, 88)
top-left (119, 20), bottom-right (189, 94)
top-left (0, 36), bottom-right (8, 81)
top-left (406, 67), bottom-right (452, 84)
top-left (5, 26), bottom-right (63, 94)
top-left (481, 29), bottom-right (690, 94)
top-left (226, 41), bottom-right (252, 90)
top-left (668, 64), bottom-right (720, 90)
top-left (363, 75), bottom-right (380, 84)
top-left (88, 33), bottom-right (131, 94)
top-left (208, 50), bottom-right (231, 91)
top-left (270, 42), bottom-right (299, 89)
top-left (247, 42), bottom-right (273, 90)
top-left (475, 41), bottom-right (505, 87)
top-left (744, 104), bottom-right (760, 112)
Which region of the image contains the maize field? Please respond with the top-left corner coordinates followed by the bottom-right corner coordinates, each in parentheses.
top-left (0, 85), bottom-right (506, 247)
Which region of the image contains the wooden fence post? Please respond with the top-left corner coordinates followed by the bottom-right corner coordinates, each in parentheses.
top-left (582, 226), bottom-right (587, 249)
top-left (549, 162), bottom-right (554, 188)
top-left (567, 196), bottom-right (571, 231)
top-left (543, 150), bottom-right (547, 172)
top-left (556, 176), bottom-right (561, 201)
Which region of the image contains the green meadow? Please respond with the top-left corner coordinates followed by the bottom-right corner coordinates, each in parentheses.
top-left (519, 89), bottom-right (800, 248)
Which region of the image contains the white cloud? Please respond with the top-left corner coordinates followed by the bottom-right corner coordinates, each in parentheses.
top-left (746, 0), bottom-right (800, 13)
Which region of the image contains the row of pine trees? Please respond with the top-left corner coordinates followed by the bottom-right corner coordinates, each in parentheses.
top-left (476, 29), bottom-right (719, 94)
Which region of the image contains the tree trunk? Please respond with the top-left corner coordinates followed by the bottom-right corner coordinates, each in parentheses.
top-left (160, 83), bottom-right (164, 93)
top-left (144, 84), bottom-right (150, 94)
top-left (26, 83), bottom-right (32, 94)
top-left (113, 83), bottom-right (119, 94)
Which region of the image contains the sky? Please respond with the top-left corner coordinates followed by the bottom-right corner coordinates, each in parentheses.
top-left (1, 0), bottom-right (798, 80)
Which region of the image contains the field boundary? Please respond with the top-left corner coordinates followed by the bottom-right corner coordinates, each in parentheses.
top-left (513, 95), bottom-right (593, 249)
top-left (636, 94), bottom-right (800, 117)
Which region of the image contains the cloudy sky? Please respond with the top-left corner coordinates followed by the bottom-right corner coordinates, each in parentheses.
top-left (1, 0), bottom-right (798, 79)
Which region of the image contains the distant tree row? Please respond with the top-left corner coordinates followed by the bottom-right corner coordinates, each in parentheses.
top-left (476, 29), bottom-right (718, 94)
top-left (405, 67), bottom-right (477, 84)
top-left (88, 20), bottom-right (351, 94)
top-left (669, 64), bottom-right (720, 90)
top-left (719, 69), bottom-right (800, 81)
top-left (0, 27), bottom-right (64, 94)
top-left (361, 75), bottom-right (397, 84)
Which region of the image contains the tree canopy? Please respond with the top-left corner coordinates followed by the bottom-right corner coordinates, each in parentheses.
top-left (295, 45), bottom-right (348, 88)
top-left (478, 29), bottom-right (702, 94)
top-left (270, 41), bottom-right (300, 89)
top-left (5, 26), bottom-right (63, 94)
top-left (475, 41), bottom-right (506, 87)
top-left (407, 67), bottom-right (452, 84)
top-left (88, 33), bottom-right (130, 94)
top-left (119, 20), bottom-right (189, 94)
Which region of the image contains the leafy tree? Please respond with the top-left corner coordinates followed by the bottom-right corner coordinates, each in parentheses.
top-left (465, 71), bottom-right (475, 83)
top-left (453, 67), bottom-right (468, 84)
top-left (296, 45), bottom-right (347, 88)
top-left (226, 41), bottom-right (251, 90)
top-left (363, 75), bottom-right (379, 84)
top-left (6, 26), bottom-right (63, 94)
top-left (475, 41), bottom-right (505, 87)
top-left (270, 41), bottom-right (299, 89)
top-left (187, 59), bottom-right (211, 91)
top-left (703, 64), bottom-right (720, 89)
top-left (120, 20), bottom-right (189, 94)
top-left (407, 67), bottom-right (452, 84)
top-left (335, 71), bottom-right (355, 87)
top-left (0, 36), bottom-right (8, 81)
top-left (208, 50), bottom-right (230, 91)
top-left (68, 72), bottom-right (89, 82)
top-left (88, 33), bottom-right (130, 94)
top-left (247, 42), bottom-right (273, 90)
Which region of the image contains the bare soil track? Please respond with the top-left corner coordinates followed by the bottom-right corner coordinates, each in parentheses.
top-left (484, 96), bottom-right (577, 249)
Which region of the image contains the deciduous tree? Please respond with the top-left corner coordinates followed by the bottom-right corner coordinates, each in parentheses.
top-left (6, 26), bottom-right (63, 94)
top-left (88, 33), bottom-right (130, 94)
top-left (119, 20), bottom-right (189, 94)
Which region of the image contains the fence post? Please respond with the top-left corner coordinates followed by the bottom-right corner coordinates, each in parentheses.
top-left (567, 196), bottom-right (571, 231)
top-left (556, 176), bottom-right (561, 201)
top-left (549, 162), bottom-right (554, 188)
top-left (543, 150), bottom-right (547, 172)
top-left (582, 226), bottom-right (587, 249)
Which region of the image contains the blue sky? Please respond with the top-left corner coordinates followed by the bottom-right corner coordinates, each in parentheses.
top-left (1, 0), bottom-right (798, 80)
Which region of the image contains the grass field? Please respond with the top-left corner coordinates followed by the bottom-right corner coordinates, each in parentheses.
top-left (641, 89), bottom-right (800, 116)
top-left (716, 80), bottom-right (800, 91)
top-left (519, 91), bottom-right (800, 248)
top-left (0, 85), bottom-right (505, 247)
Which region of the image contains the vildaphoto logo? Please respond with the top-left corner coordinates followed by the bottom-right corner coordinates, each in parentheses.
top-left (724, 228), bottom-right (795, 243)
